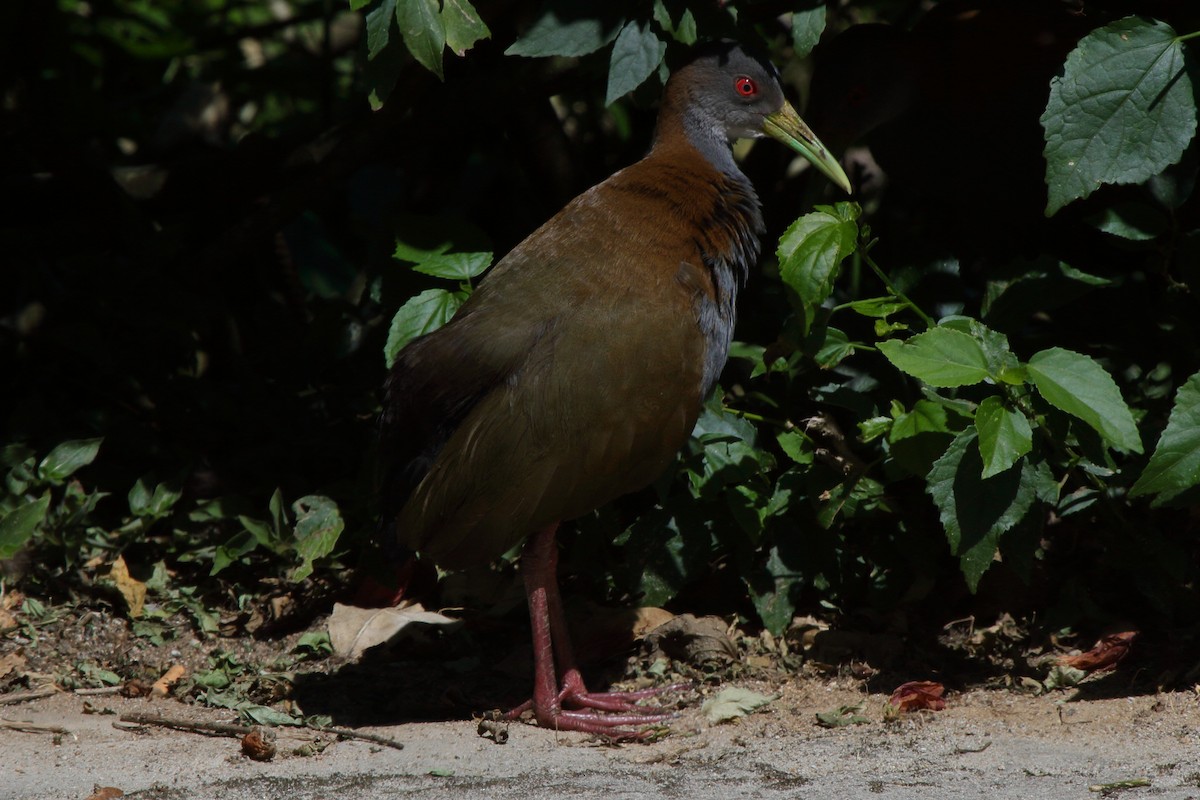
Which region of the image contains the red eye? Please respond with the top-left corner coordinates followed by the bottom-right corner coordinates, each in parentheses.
top-left (735, 76), bottom-right (758, 97)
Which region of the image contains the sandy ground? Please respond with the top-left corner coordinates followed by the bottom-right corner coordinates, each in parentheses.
top-left (5, 679), bottom-right (1199, 800)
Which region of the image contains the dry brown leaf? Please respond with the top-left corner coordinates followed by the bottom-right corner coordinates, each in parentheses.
top-left (327, 602), bottom-right (461, 660)
top-left (108, 556), bottom-right (146, 618)
top-left (241, 728), bottom-right (276, 761)
top-left (643, 613), bottom-right (739, 667)
top-left (889, 680), bottom-right (947, 712)
top-left (1, 590), bottom-right (25, 611)
top-left (1059, 631), bottom-right (1138, 672)
top-left (0, 650), bottom-right (27, 681)
top-left (84, 787), bottom-right (124, 800)
top-left (151, 664), bottom-right (186, 697)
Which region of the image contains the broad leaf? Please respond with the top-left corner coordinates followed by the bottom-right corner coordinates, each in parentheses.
top-left (926, 430), bottom-right (1042, 591)
top-left (392, 215), bottom-right (492, 264)
top-left (412, 251), bottom-right (492, 280)
top-left (1026, 347), bottom-right (1142, 454)
top-left (878, 328), bottom-right (991, 387)
top-left (974, 396), bottom-right (1033, 479)
top-left (0, 492), bottom-right (51, 559)
top-left (606, 20), bottom-right (666, 105)
top-left (384, 288), bottom-right (468, 366)
top-left (790, 6), bottom-right (826, 58)
top-left (397, 0), bottom-right (445, 79)
top-left (845, 296), bottom-right (907, 319)
top-left (652, 1), bottom-right (696, 45)
top-left (505, 1), bottom-right (624, 57)
top-left (441, 0), bottom-right (490, 56)
top-left (365, 0), bottom-right (397, 60)
top-left (1130, 370), bottom-right (1200, 503)
top-left (289, 496), bottom-right (345, 582)
top-left (39, 438), bottom-right (103, 483)
top-left (1042, 17), bottom-right (1197, 214)
top-left (777, 202), bottom-right (859, 309)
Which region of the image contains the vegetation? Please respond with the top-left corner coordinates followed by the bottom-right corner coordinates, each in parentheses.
top-left (3, 0), bottom-right (1199, 663)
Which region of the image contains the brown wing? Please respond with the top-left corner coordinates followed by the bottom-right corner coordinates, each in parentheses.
top-left (386, 151), bottom-right (743, 569)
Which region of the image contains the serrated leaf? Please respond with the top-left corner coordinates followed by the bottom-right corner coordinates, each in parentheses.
top-left (927, 430), bottom-right (1041, 591)
top-left (878, 328), bottom-right (991, 387)
top-left (384, 288), bottom-right (468, 367)
top-left (392, 215), bottom-right (492, 264)
top-left (365, 0), bottom-right (396, 60)
top-left (441, 0), bottom-right (490, 56)
top-left (701, 687), bottom-right (777, 723)
top-left (975, 396), bottom-right (1033, 479)
top-left (39, 438), bottom-right (103, 483)
top-left (505, 2), bottom-right (624, 58)
top-left (776, 430), bottom-right (813, 465)
top-left (777, 203), bottom-right (859, 308)
top-left (289, 496), bottom-right (345, 582)
top-left (0, 492), bottom-right (51, 559)
top-left (1027, 347), bottom-right (1142, 454)
top-left (1130, 370), bottom-right (1200, 503)
top-left (1042, 17), bottom-right (1197, 215)
top-left (606, 20), bottom-right (666, 105)
top-left (846, 296), bottom-right (907, 318)
top-left (790, 6), bottom-right (826, 58)
top-left (412, 251), bottom-right (492, 280)
top-left (397, 0), bottom-right (445, 79)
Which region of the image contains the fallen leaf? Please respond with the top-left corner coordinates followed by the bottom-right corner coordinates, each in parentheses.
top-left (643, 614), bottom-right (738, 667)
top-left (0, 650), bottom-right (26, 680)
top-left (815, 704), bottom-right (871, 728)
top-left (151, 664), bottom-right (186, 697)
top-left (241, 728), bottom-right (276, 761)
top-left (108, 556), bottom-right (146, 618)
top-left (1044, 664), bottom-right (1086, 690)
top-left (1059, 631), bottom-right (1138, 672)
top-left (327, 602), bottom-right (461, 660)
top-left (701, 687), bottom-right (778, 724)
top-left (889, 680), bottom-right (946, 712)
top-left (84, 787), bottom-right (124, 800)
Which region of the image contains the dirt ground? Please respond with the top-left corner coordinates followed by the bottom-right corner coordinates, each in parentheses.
top-left (3, 604), bottom-right (1200, 800)
top-left (5, 669), bottom-right (1200, 799)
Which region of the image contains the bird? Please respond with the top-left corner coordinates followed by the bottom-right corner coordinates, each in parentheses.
top-left (379, 41), bottom-right (851, 739)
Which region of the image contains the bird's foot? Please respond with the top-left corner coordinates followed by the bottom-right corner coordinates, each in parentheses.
top-left (504, 680), bottom-right (690, 741)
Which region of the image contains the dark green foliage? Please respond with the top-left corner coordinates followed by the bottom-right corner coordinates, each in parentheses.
top-left (5, 0), bottom-right (1200, 646)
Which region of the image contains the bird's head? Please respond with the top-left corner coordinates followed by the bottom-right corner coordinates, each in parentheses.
top-left (664, 41), bottom-right (852, 194)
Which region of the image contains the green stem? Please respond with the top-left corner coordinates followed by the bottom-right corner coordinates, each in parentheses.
top-left (1177, 30), bottom-right (1200, 43)
top-left (859, 249), bottom-right (936, 329)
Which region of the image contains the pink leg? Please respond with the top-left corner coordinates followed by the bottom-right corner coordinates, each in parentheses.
top-left (506, 524), bottom-right (682, 739)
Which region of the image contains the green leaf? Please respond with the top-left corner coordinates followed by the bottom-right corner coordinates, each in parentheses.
top-left (0, 492), bottom-right (51, 559)
top-left (384, 288), bottom-right (468, 367)
top-left (878, 328), bottom-right (991, 387)
top-left (128, 477), bottom-right (182, 519)
top-left (365, 0), bottom-right (396, 60)
top-left (815, 704), bottom-right (871, 728)
top-left (211, 530), bottom-right (260, 575)
top-left (790, 6), bottom-right (826, 58)
top-left (350, 0), bottom-right (372, 10)
top-left (397, 0), bottom-right (445, 79)
top-left (606, 20), bottom-right (666, 105)
top-left (776, 430), bottom-right (813, 465)
top-left (926, 430), bottom-right (1042, 591)
top-left (441, 0), bottom-right (490, 56)
top-left (411, 251), bottom-right (492, 281)
top-left (1130, 370), bottom-right (1200, 503)
top-left (845, 296), bottom-right (907, 319)
top-left (777, 203), bottom-right (859, 309)
top-left (505, 2), bottom-right (624, 57)
top-left (1026, 347), bottom-right (1142, 454)
top-left (39, 438), bottom-right (103, 483)
top-left (652, 1), bottom-right (696, 45)
top-left (288, 495), bottom-right (345, 582)
top-left (974, 396), bottom-right (1033, 479)
top-left (392, 215), bottom-right (492, 264)
top-left (1042, 17), bottom-right (1197, 215)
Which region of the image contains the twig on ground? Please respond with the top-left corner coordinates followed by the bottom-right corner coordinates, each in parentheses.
top-left (0, 718), bottom-right (72, 735)
top-left (0, 687), bottom-right (59, 705)
top-left (117, 712), bottom-right (404, 751)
